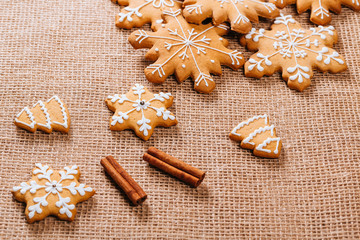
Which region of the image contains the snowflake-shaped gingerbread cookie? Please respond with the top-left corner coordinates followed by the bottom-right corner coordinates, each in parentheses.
top-left (12, 164), bottom-right (95, 223)
top-left (129, 9), bottom-right (244, 93)
top-left (270, 0), bottom-right (360, 25)
top-left (183, 0), bottom-right (280, 34)
top-left (106, 84), bottom-right (177, 140)
top-left (240, 14), bottom-right (347, 91)
top-left (112, 0), bottom-right (182, 29)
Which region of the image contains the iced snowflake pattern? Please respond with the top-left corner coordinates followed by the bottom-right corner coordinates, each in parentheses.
top-left (183, 0), bottom-right (279, 34)
top-left (242, 14), bottom-right (346, 91)
top-left (129, 9), bottom-right (244, 93)
top-left (271, 0), bottom-right (360, 25)
top-left (106, 84), bottom-right (177, 140)
top-left (12, 164), bottom-right (95, 223)
top-left (114, 0), bottom-right (182, 28)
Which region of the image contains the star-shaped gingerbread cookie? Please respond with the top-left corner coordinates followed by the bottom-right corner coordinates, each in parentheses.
top-left (240, 14), bottom-right (347, 91)
top-left (106, 84), bottom-right (178, 140)
top-left (128, 9), bottom-right (244, 93)
top-left (112, 0), bottom-right (183, 29)
top-left (270, 0), bottom-right (360, 25)
top-left (183, 0), bottom-right (280, 34)
top-left (12, 164), bottom-right (95, 223)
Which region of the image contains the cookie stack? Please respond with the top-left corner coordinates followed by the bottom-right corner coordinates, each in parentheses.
top-left (112, 0), bottom-right (352, 92)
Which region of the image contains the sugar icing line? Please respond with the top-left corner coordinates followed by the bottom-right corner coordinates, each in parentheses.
top-left (231, 114), bottom-right (268, 136)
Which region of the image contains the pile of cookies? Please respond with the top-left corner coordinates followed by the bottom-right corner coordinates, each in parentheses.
top-left (11, 0), bottom-right (358, 224)
top-left (114, 0), bottom-right (351, 92)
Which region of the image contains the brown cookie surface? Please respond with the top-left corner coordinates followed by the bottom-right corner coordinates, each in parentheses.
top-left (270, 0), bottom-right (360, 25)
top-left (113, 0), bottom-right (183, 29)
top-left (183, 0), bottom-right (280, 34)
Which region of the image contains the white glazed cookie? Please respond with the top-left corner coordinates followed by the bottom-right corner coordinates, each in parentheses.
top-left (240, 14), bottom-right (347, 92)
top-left (14, 96), bottom-right (70, 133)
top-left (105, 84), bottom-right (178, 141)
top-left (230, 114), bottom-right (282, 158)
top-left (112, 0), bottom-right (183, 29)
top-left (12, 164), bottom-right (95, 223)
top-left (128, 9), bottom-right (244, 94)
top-left (183, 0), bottom-right (280, 34)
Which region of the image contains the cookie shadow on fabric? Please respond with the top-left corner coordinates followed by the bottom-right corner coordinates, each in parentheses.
top-left (253, 152), bottom-right (286, 169)
top-left (15, 128), bottom-right (71, 142)
top-left (103, 169), bottom-right (152, 216)
top-left (145, 164), bottom-right (210, 199)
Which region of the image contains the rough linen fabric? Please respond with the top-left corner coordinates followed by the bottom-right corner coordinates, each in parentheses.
top-left (0, 0), bottom-right (359, 239)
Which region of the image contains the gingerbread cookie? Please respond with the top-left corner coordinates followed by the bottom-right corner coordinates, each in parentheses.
top-left (128, 9), bottom-right (244, 93)
top-left (14, 96), bottom-right (70, 133)
top-left (12, 164), bottom-right (95, 223)
top-left (112, 0), bottom-right (182, 29)
top-left (230, 114), bottom-right (282, 158)
top-left (183, 0), bottom-right (280, 34)
top-left (106, 84), bottom-right (177, 140)
top-left (270, 0), bottom-right (360, 25)
top-left (240, 14), bottom-right (347, 91)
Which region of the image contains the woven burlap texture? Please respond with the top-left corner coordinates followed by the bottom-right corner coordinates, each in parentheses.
top-left (0, 0), bottom-right (359, 239)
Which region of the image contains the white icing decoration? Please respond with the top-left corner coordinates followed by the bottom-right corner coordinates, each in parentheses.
top-left (256, 137), bottom-right (281, 154)
top-left (118, 0), bottom-right (182, 22)
top-left (13, 164), bottom-right (93, 219)
top-left (134, 9), bottom-right (243, 88)
top-left (210, 60), bottom-right (215, 63)
top-left (185, 4), bottom-right (202, 14)
top-left (231, 114), bottom-right (268, 136)
top-left (182, 64), bottom-right (186, 68)
top-left (219, 37), bottom-right (223, 41)
top-left (107, 84), bottom-right (175, 136)
top-left (314, 0), bottom-right (329, 19)
top-left (155, 48), bottom-right (159, 52)
top-left (245, 14), bottom-right (343, 84)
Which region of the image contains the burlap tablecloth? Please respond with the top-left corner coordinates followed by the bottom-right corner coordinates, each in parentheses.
top-left (1, 0), bottom-right (359, 239)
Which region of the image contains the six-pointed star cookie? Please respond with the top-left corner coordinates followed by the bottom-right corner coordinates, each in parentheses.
top-left (106, 84), bottom-right (178, 140)
top-left (12, 164), bottom-right (95, 223)
top-left (112, 0), bottom-right (183, 29)
top-left (128, 9), bottom-right (244, 94)
top-left (183, 0), bottom-right (280, 34)
top-left (240, 14), bottom-right (347, 91)
top-left (270, 0), bottom-right (360, 25)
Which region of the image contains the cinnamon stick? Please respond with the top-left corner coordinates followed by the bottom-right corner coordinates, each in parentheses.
top-left (143, 147), bottom-right (205, 187)
top-left (101, 156), bottom-right (147, 205)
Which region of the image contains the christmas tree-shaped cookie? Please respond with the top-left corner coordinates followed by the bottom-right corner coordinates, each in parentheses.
top-left (230, 114), bottom-right (282, 158)
top-left (14, 96), bottom-right (70, 133)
